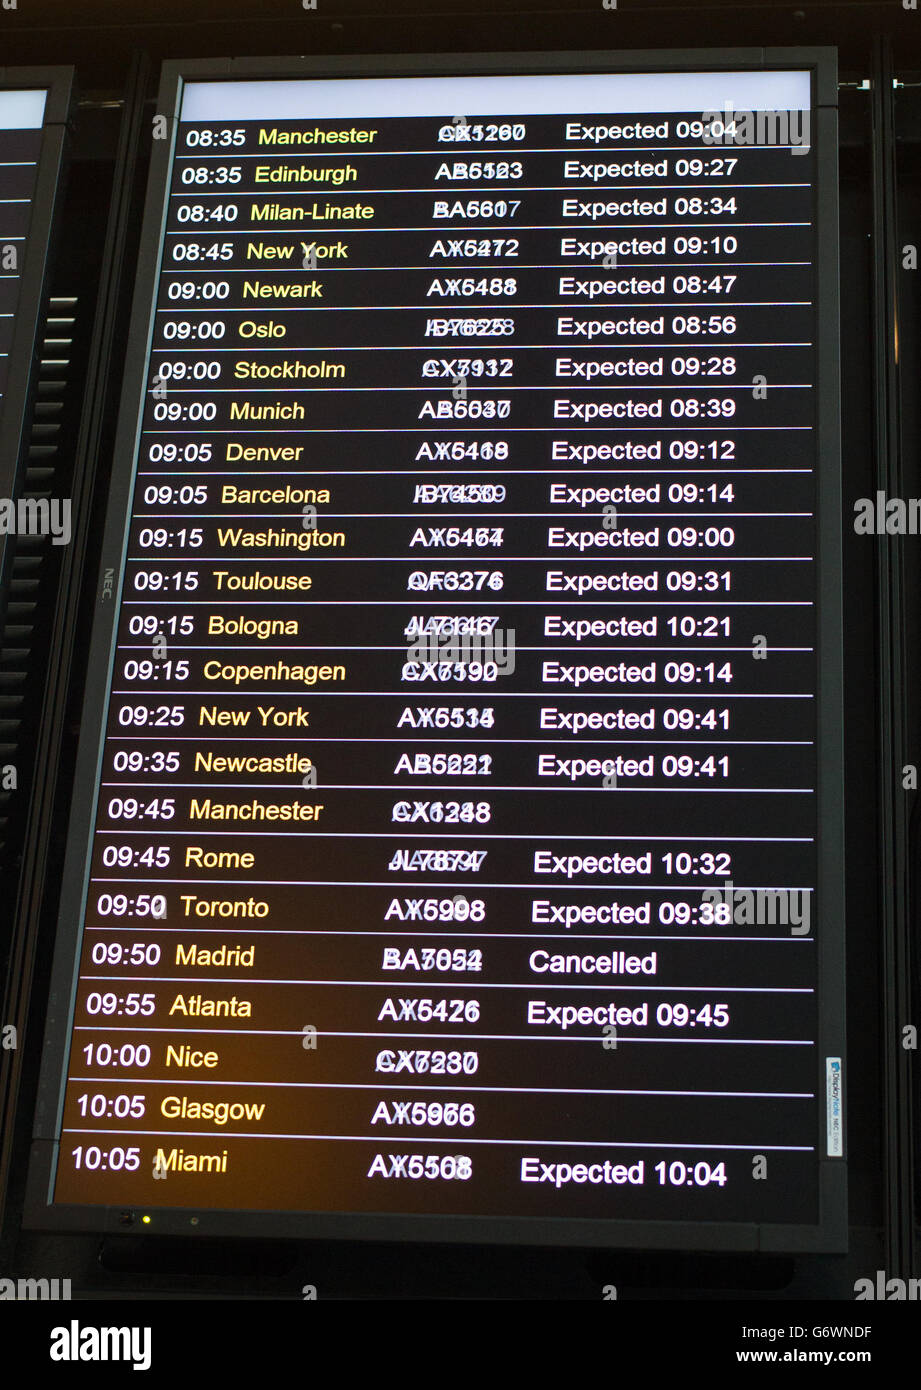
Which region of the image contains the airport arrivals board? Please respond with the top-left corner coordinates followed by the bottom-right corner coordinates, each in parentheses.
top-left (27, 53), bottom-right (846, 1249)
top-left (0, 71), bottom-right (71, 542)
top-left (0, 88), bottom-right (46, 414)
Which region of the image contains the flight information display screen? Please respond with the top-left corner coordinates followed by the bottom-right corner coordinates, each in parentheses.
top-left (0, 73), bottom-right (70, 508)
top-left (28, 53), bottom-right (845, 1249)
top-left (0, 89), bottom-right (45, 412)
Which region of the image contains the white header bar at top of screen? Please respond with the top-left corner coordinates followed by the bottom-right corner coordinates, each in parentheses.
top-left (178, 70), bottom-right (811, 122)
top-left (0, 89), bottom-right (48, 129)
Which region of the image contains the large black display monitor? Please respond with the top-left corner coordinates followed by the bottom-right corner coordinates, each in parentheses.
top-left (24, 49), bottom-right (845, 1250)
top-left (0, 68), bottom-right (72, 564)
